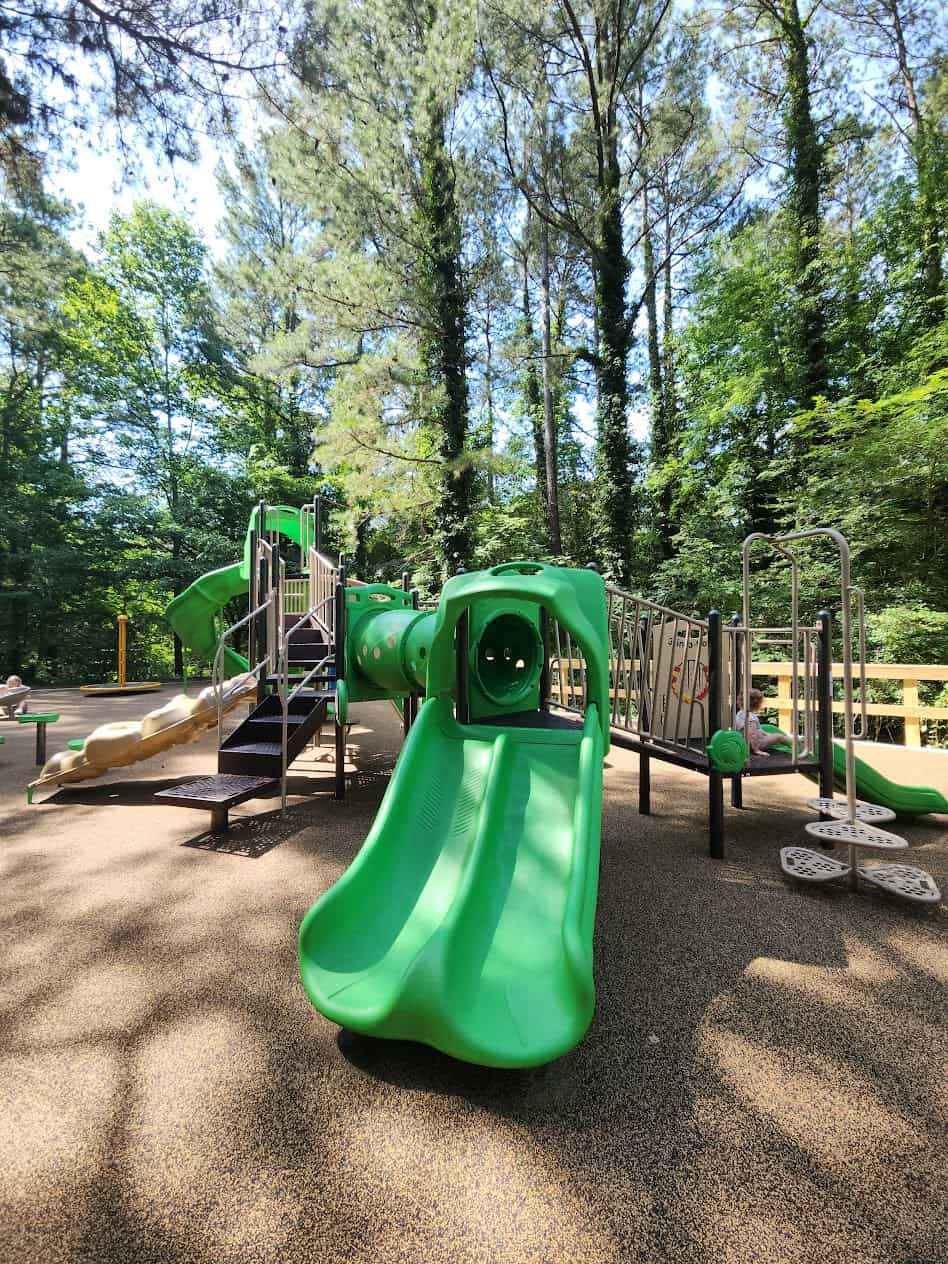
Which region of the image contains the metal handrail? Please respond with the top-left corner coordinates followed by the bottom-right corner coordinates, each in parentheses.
top-left (212, 595), bottom-right (275, 748)
top-left (278, 592), bottom-right (335, 810)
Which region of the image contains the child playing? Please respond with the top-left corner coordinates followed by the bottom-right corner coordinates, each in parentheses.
top-left (2, 674), bottom-right (30, 720)
top-left (736, 687), bottom-right (790, 756)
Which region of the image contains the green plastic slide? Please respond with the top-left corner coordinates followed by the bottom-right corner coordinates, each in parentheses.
top-left (827, 740), bottom-right (947, 815)
top-left (166, 562), bottom-right (248, 674)
top-left (761, 724), bottom-right (947, 815)
top-left (166, 505), bottom-right (310, 673)
top-left (298, 697), bottom-right (604, 1068)
top-left (299, 561), bottom-right (611, 1067)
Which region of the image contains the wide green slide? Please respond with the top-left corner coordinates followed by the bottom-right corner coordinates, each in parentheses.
top-left (828, 740), bottom-right (947, 815)
top-left (762, 724), bottom-right (947, 814)
top-left (166, 505), bottom-right (309, 673)
top-left (299, 562), bottom-right (611, 1067)
top-left (299, 698), bottom-right (604, 1067)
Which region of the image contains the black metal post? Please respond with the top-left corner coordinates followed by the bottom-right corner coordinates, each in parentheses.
top-left (707, 609), bottom-right (725, 858)
top-left (456, 612), bottom-right (470, 724)
top-left (247, 525), bottom-right (258, 668)
top-left (539, 607), bottom-right (550, 711)
top-left (817, 609), bottom-right (834, 824)
top-left (709, 772), bottom-right (725, 859)
top-left (729, 612), bottom-right (743, 808)
top-left (401, 571), bottom-right (412, 738)
top-left (411, 588), bottom-right (421, 727)
top-left (256, 551), bottom-right (269, 704)
top-left (639, 750), bottom-right (651, 816)
top-left (334, 556), bottom-right (347, 800)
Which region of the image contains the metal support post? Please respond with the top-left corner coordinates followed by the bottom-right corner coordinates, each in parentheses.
top-left (639, 751), bottom-right (651, 816)
top-left (707, 609), bottom-right (725, 858)
top-left (334, 555), bottom-right (347, 800)
top-left (817, 609), bottom-right (834, 832)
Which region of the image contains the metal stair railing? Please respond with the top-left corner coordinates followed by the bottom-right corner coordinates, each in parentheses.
top-left (277, 589), bottom-right (336, 810)
top-left (211, 536), bottom-right (283, 749)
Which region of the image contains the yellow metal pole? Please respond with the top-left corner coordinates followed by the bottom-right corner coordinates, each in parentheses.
top-left (117, 615), bottom-right (128, 689)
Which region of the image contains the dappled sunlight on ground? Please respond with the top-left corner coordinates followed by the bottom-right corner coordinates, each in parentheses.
top-left (1, 689), bottom-right (946, 1262)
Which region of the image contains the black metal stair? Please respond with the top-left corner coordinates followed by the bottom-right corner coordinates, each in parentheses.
top-left (155, 688), bottom-right (333, 830)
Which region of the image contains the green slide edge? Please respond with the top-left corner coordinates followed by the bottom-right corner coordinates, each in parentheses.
top-left (761, 723), bottom-right (948, 815)
top-left (298, 697), bottom-right (604, 1068)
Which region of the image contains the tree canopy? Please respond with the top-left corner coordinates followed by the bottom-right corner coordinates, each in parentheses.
top-left (1, 0), bottom-right (946, 735)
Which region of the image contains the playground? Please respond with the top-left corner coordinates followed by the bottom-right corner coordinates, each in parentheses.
top-left (1, 686), bottom-right (945, 1264)
top-left (3, 508), bottom-right (947, 1264)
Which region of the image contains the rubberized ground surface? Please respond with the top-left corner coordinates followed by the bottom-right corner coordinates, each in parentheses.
top-left (2, 690), bottom-right (946, 1264)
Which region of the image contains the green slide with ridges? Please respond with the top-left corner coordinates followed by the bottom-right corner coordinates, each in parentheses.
top-left (166, 505), bottom-right (308, 672)
top-left (762, 724), bottom-right (947, 815)
top-left (299, 562), bottom-right (610, 1067)
top-left (826, 740), bottom-right (947, 815)
top-left (299, 697), bottom-right (604, 1067)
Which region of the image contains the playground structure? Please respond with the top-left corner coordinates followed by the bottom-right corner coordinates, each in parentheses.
top-left (27, 498), bottom-right (944, 1065)
top-left (80, 614), bottom-right (161, 696)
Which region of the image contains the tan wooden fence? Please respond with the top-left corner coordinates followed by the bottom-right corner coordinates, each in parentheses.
top-left (751, 662), bottom-right (948, 746)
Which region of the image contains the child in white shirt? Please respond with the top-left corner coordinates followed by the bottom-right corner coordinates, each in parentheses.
top-left (736, 687), bottom-right (790, 756)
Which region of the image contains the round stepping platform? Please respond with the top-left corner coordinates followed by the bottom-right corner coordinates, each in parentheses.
top-left (780, 846), bottom-right (852, 883)
top-left (806, 797), bottom-right (897, 824)
top-left (804, 819), bottom-right (907, 850)
top-left (858, 863), bottom-right (942, 905)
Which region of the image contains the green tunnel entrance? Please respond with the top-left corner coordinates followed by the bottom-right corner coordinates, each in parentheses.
top-left (471, 611), bottom-right (544, 711)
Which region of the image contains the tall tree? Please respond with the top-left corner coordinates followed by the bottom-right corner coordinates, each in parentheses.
top-left (265, 0), bottom-right (478, 576)
top-left (61, 202), bottom-right (219, 672)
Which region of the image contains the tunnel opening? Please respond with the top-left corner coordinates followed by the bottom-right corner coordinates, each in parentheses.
top-left (471, 611), bottom-right (544, 710)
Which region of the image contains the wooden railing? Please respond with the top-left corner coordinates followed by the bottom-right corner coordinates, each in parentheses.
top-left (283, 578), bottom-right (309, 615)
top-left (751, 662), bottom-right (948, 746)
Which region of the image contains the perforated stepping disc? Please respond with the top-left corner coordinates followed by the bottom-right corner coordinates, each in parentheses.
top-left (858, 863), bottom-right (942, 905)
top-left (780, 846), bottom-right (852, 883)
top-left (805, 819), bottom-right (907, 850)
top-left (806, 797), bottom-right (897, 824)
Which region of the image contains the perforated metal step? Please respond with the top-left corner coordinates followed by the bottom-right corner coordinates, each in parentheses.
top-left (155, 774), bottom-right (277, 809)
top-left (858, 863), bottom-right (941, 905)
top-left (804, 819), bottom-right (907, 850)
top-left (806, 797), bottom-right (897, 825)
top-left (780, 846), bottom-right (852, 883)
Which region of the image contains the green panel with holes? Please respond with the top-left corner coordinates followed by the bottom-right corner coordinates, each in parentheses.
top-left (344, 582), bottom-right (436, 704)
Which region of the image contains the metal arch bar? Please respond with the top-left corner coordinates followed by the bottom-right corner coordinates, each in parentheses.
top-left (743, 528), bottom-right (856, 826)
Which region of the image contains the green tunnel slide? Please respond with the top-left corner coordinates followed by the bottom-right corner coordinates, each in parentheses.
top-left (299, 563), bottom-right (611, 1068)
top-left (165, 505), bottom-right (309, 675)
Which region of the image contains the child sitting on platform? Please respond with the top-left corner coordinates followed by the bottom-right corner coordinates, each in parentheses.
top-left (3, 674), bottom-right (30, 720)
top-left (736, 687), bottom-right (790, 757)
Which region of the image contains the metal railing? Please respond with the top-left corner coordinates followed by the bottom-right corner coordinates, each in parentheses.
top-left (277, 589), bottom-right (335, 810)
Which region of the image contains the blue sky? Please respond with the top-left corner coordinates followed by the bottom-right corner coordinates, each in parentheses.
top-left (54, 137), bottom-right (229, 259)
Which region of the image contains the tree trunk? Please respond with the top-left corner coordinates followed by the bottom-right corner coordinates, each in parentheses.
top-left (884, 0), bottom-right (944, 324)
top-left (540, 219), bottom-right (562, 553)
top-left (521, 245), bottom-right (547, 515)
top-left (484, 305), bottom-right (496, 505)
top-left (782, 0), bottom-right (828, 407)
top-left (594, 148), bottom-right (636, 584)
top-left (418, 106), bottom-right (473, 576)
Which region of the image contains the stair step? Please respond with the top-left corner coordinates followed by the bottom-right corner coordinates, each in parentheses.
top-left (780, 846), bottom-right (852, 883)
top-left (245, 714), bottom-right (308, 728)
top-left (858, 863), bottom-right (941, 904)
top-left (806, 797), bottom-right (897, 824)
top-left (155, 774), bottom-right (277, 810)
top-left (222, 741), bottom-right (283, 757)
top-left (804, 819), bottom-right (907, 850)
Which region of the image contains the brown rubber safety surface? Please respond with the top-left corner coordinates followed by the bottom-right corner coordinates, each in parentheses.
top-left (1, 689), bottom-right (947, 1264)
